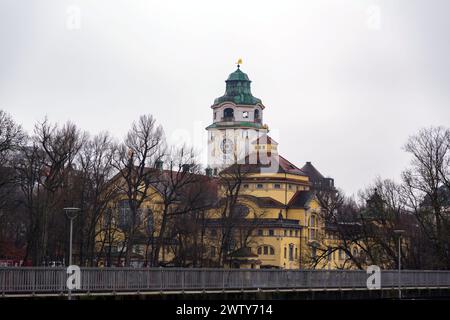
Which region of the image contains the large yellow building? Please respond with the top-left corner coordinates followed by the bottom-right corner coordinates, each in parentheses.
top-left (96, 65), bottom-right (363, 269)
top-left (203, 66), bottom-right (342, 269)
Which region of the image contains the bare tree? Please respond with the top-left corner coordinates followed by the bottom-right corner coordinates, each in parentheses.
top-left (0, 110), bottom-right (25, 164)
top-left (214, 162), bottom-right (255, 267)
top-left (0, 110), bottom-right (25, 216)
top-left (0, 110), bottom-right (26, 259)
top-left (402, 126), bottom-right (450, 268)
top-left (163, 170), bottom-right (217, 267)
top-left (111, 114), bottom-right (164, 266)
top-left (75, 132), bottom-right (117, 266)
top-left (15, 119), bottom-right (84, 265)
top-left (150, 146), bottom-right (213, 266)
top-left (315, 178), bottom-right (415, 270)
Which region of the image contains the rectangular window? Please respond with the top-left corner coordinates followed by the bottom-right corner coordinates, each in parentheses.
top-left (118, 200), bottom-right (133, 230)
top-left (258, 229), bottom-right (263, 236)
top-left (103, 209), bottom-right (113, 228)
top-left (269, 229), bottom-right (274, 236)
top-left (256, 184), bottom-right (264, 189)
top-left (211, 246), bottom-right (216, 258)
top-left (274, 184), bottom-right (281, 189)
top-left (146, 209), bottom-right (154, 234)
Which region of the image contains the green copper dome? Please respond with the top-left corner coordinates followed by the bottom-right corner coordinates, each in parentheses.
top-left (226, 68), bottom-right (250, 81)
top-left (214, 67), bottom-right (262, 105)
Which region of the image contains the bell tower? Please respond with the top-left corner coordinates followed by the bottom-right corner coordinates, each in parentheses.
top-left (206, 61), bottom-right (268, 170)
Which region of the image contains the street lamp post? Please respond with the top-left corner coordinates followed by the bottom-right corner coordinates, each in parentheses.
top-left (394, 229), bottom-right (405, 299)
top-left (64, 207), bottom-right (80, 300)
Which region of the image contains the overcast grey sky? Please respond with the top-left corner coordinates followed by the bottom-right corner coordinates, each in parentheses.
top-left (1, 0), bottom-right (449, 196)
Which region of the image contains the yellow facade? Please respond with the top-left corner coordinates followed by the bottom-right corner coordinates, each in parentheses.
top-left (95, 65), bottom-right (362, 270)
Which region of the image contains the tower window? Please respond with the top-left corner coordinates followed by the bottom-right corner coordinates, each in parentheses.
top-left (242, 111), bottom-right (249, 118)
top-left (254, 109), bottom-right (260, 119)
top-left (223, 108), bottom-right (234, 120)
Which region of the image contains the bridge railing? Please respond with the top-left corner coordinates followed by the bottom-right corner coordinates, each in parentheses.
top-left (1, 268), bottom-right (450, 295)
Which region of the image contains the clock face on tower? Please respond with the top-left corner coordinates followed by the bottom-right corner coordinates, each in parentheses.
top-left (221, 138), bottom-right (234, 154)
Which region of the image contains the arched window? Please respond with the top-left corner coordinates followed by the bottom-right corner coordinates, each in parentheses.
top-left (270, 247), bottom-right (275, 255)
top-left (289, 244), bottom-right (294, 261)
top-left (223, 108), bottom-right (234, 120)
top-left (254, 109), bottom-right (260, 120)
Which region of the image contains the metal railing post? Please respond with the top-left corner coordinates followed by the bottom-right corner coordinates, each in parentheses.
top-left (222, 270), bottom-right (225, 291)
